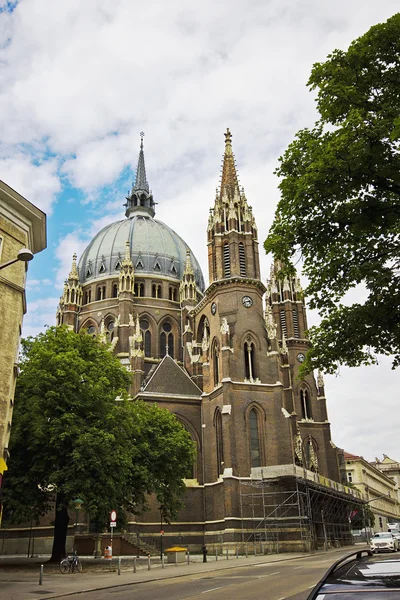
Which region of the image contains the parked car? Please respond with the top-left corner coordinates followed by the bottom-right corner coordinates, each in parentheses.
top-left (307, 549), bottom-right (400, 599)
top-left (370, 532), bottom-right (399, 553)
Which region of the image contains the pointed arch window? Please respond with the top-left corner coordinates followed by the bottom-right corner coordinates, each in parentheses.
top-left (244, 339), bottom-right (256, 381)
top-left (136, 258), bottom-right (144, 270)
top-left (215, 409), bottom-right (224, 477)
top-left (160, 322), bottom-right (174, 358)
top-left (114, 260), bottom-right (122, 270)
top-left (223, 244), bottom-right (231, 278)
top-left (239, 243), bottom-right (246, 277)
top-left (213, 345), bottom-right (220, 386)
top-left (140, 319), bottom-right (151, 357)
top-left (112, 283), bottom-right (118, 298)
top-left (300, 389), bottom-right (312, 420)
top-left (249, 408), bottom-right (261, 468)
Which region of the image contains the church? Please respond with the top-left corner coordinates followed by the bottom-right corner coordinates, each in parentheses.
top-left (56, 130), bottom-right (360, 552)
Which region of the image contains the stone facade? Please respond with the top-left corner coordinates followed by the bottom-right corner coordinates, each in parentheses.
top-left (54, 130), bottom-right (360, 551)
top-left (0, 181), bottom-right (46, 522)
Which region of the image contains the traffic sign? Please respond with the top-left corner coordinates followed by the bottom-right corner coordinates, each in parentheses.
top-left (110, 510), bottom-right (117, 522)
top-left (110, 522), bottom-right (117, 528)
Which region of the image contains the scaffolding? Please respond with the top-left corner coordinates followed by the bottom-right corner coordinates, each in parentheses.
top-left (239, 473), bottom-right (360, 551)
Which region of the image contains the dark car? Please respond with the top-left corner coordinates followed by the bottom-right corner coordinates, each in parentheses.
top-left (307, 549), bottom-right (400, 598)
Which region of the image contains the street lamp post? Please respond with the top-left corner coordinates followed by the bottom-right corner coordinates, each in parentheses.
top-left (0, 248), bottom-right (34, 270)
top-left (73, 498), bottom-right (83, 553)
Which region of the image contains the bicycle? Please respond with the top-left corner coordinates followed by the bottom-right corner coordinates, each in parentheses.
top-left (60, 551), bottom-right (82, 573)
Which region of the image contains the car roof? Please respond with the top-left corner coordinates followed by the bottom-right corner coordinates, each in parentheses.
top-left (307, 550), bottom-right (400, 598)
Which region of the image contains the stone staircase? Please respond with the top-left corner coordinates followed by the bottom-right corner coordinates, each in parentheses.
top-left (121, 533), bottom-right (158, 556)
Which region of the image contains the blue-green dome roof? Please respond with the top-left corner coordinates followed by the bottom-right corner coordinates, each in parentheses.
top-left (78, 214), bottom-right (205, 290)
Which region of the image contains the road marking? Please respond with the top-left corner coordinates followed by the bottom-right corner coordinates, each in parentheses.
top-left (202, 587), bottom-right (223, 593)
top-left (293, 566), bottom-right (303, 569)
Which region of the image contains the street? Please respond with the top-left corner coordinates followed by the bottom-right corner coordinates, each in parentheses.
top-left (45, 552), bottom-right (347, 600)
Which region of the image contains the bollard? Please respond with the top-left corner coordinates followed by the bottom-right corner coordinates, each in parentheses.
top-left (186, 550), bottom-right (190, 565)
top-left (215, 549), bottom-right (218, 561)
top-left (133, 557), bottom-right (137, 573)
top-left (39, 564), bottom-right (43, 585)
top-left (148, 555), bottom-right (151, 570)
top-left (162, 554), bottom-right (165, 569)
top-left (245, 545), bottom-right (248, 558)
top-left (236, 546), bottom-right (239, 559)
top-left (226, 548), bottom-right (228, 560)
top-left (118, 557), bottom-right (121, 575)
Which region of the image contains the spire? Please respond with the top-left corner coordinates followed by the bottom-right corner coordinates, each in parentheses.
top-left (133, 132), bottom-right (149, 193)
top-left (68, 253), bottom-right (79, 281)
top-left (219, 128), bottom-right (240, 200)
top-left (125, 132), bottom-right (155, 218)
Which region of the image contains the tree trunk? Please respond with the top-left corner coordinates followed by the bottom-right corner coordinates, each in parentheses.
top-left (49, 496), bottom-right (70, 562)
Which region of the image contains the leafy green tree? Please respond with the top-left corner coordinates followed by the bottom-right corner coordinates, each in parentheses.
top-left (264, 13), bottom-right (400, 375)
top-left (3, 326), bottom-right (195, 561)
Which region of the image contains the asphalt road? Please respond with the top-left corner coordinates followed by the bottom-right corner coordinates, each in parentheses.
top-left (61, 552), bottom-right (345, 600)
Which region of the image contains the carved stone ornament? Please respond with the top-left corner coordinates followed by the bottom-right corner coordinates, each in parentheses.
top-left (317, 370), bottom-right (324, 389)
top-left (294, 431), bottom-right (303, 464)
top-left (264, 303), bottom-right (277, 340)
top-left (220, 317), bottom-right (230, 335)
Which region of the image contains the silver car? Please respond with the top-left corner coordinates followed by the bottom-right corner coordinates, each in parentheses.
top-left (370, 531), bottom-right (399, 553)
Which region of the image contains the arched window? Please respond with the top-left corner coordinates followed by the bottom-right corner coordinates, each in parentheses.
top-left (140, 320), bottom-right (152, 357)
top-left (160, 322), bottom-right (174, 358)
top-left (215, 409), bottom-right (224, 477)
top-left (300, 389), bottom-right (312, 419)
top-left (223, 244), bottom-right (231, 278)
top-left (249, 408), bottom-right (261, 468)
top-left (169, 287), bottom-right (177, 301)
top-left (106, 320), bottom-right (115, 342)
top-left (112, 283), bottom-right (118, 298)
top-left (244, 339), bottom-right (256, 381)
top-left (239, 243), bottom-right (246, 276)
top-left (213, 345), bottom-right (220, 386)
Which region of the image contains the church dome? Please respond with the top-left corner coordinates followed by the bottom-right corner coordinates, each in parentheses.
top-left (78, 214), bottom-right (205, 290)
top-left (78, 135), bottom-right (205, 291)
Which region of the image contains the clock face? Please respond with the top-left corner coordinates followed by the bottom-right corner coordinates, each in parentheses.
top-left (297, 352), bottom-right (306, 363)
top-left (211, 302), bottom-right (217, 315)
top-left (242, 295), bottom-right (253, 308)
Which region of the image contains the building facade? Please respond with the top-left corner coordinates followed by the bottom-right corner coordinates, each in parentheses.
top-left (0, 181), bottom-right (46, 522)
top-left (55, 131), bottom-right (361, 551)
top-left (342, 452), bottom-right (400, 531)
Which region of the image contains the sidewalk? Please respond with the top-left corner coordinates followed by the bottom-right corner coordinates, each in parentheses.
top-left (0, 547), bottom-right (356, 600)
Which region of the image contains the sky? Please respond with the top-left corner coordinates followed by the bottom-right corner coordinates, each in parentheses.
top-left (1, 0), bottom-right (398, 464)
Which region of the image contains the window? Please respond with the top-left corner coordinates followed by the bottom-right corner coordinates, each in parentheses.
top-left (300, 389), bottom-right (312, 419)
top-left (347, 472), bottom-right (353, 483)
top-left (239, 243), bottom-right (246, 276)
top-left (160, 322), bottom-right (174, 357)
top-left (249, 409), bottom-right (261, 468)
top-left (152, 284), bottom-right (162, 298)
top-left (135, 282), bottom-right (144, 297)
top-left (83, 289), bottom-right (92, 304)
top-left (215, 409), bottom-right (224, 476)
top-left (244, 339), bottom-right (256, 381)
top-left (96, 286), bottom-right (106, 301)
top-left (140, 320), bottom-right (152, 357)
top-left (112, 283), bottom-right (118, 298)
top-left (169, 286), bottom-right (177, 301)
top-left (223, 244), bottom-right (231, 278)
top-left (213, 345), bottom-right (220, 386)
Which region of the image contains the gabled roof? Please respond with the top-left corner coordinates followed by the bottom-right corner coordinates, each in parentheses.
top-left (141, 355), bottom-right (202, 398)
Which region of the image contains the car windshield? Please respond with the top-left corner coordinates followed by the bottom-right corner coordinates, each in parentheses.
top-left (373, 533), bottom-right (392, 539)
